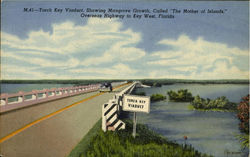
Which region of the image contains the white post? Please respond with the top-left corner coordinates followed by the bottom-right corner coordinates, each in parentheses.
top-left (42, 93), bottom-right (46, 98)
top-left (0, 99), bottom-right (6, 106)
top-left (132, 112), bottom-right (137, 138)
top-left (18, 96), bottom-right (23, 102)
top-left (18, 92), bottom-right (24, 102)
top-left (102, 104), bottom-right (107, 132)
top-left (32, 94), bottom-right (36, 100)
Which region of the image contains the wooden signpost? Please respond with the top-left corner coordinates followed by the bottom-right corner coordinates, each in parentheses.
top-left (123, 94), bottom-right (150, 138)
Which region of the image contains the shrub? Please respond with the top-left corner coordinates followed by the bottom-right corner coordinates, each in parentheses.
top-left (236, 134), bottom-right (249, 149)
top-left (237, 95), bottom-right (249, 134)
top-left (150, 94), bottom-right (166, 102)
top-left (191, 95), bottom-right (237, 111)
top-left (167, 89), bottom-right (194, 102)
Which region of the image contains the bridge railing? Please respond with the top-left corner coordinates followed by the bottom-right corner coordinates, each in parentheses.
top-left (0, 84), bottom-right (100, 113)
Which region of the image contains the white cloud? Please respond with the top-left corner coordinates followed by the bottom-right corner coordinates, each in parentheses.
top-left (1, 20), bottom-right (122, 55)
top-left (70, 63), bottom-right (136, 78)
top-left (1, 64), bottom-right (71, 80)
top-left (148, 64), bottom-right (249, 80)
top-left (158, 35), bottom-right (248, 56)
top-left (171, 66), bottom-right (198, 73)
top-left (1, 49), bottom-right (78, 68)
top-left (1, 19), bottom-right (145, 79)
top-left (148, 34), bottom-right (249, 79)
top-left (81, 28), bottom-right (145, 66)
top-left (197, 61), bottom-right (249, 79)
top-left (1, 21), bottom-right (248, 80)
top-left (113, 63), bottom-right (137, 74)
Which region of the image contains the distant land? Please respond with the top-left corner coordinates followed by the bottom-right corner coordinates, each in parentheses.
top-left (0, 79), bottom-right (249, 85)
top-left (138, 79), bottom-right (249, 86)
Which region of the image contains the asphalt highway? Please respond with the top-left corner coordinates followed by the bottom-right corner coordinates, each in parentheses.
top-left (0, 84), bottom-right (129, 157)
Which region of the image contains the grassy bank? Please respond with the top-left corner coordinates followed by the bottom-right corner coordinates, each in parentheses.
top-left (69, 119), bottom-right (212, 157)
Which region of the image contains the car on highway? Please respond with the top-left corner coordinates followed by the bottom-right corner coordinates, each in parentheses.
top-left (99, 82), bottom-right (113, 92)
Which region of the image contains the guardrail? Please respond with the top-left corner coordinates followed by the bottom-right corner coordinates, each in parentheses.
top-left (0, 84), bottom-right (100, 113)
top-left (0, 81), bottom-right (128, 114)
top-left (102, 82), bottom-right (138, 131)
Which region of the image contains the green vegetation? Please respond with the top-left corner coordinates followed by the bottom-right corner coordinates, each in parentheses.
top-left (236, 134), bottom-right (249, 149)
top-left (76, 120), bottom-right (212, 157)
top-left (191, 96), bottom-right (237, 111)
top-left (236, 95), bottom-right (249, 149)
top-left (139, 79), bottom-right (249, 86)
top-left (237, 95), bottom-right (249, 134)
top-left (150, 94), bottom-right (166, 102)
top-left (188, 104), bottom-right (195, 110)
top-left (167, 89), bottom-right (194, 102)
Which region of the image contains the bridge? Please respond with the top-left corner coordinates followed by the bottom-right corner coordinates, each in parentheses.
top-left (0, 81), bottom-right (142, 157)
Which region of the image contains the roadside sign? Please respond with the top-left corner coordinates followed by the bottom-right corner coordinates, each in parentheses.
top-left (122, 94), bottom-right (150, 113)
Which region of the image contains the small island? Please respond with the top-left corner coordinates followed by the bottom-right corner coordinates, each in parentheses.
top-left (150, 94), bottom-right (166, 102)
top-left (167, 89), bottom-right (194, 102)
top-left (190, 95), bottom-right (237, 111)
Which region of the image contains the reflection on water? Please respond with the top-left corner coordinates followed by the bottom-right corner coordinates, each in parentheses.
top-left (135, 84), bottom-right (249, 157)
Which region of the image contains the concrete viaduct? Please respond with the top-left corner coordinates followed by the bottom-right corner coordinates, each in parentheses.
top-left (0, 81), bottom-right (139, 157)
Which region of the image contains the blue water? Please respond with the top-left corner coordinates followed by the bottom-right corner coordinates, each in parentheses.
top-left (135, 84), bottom-right (249, 157)
top-left (0, 84), bottom-right (73, 94)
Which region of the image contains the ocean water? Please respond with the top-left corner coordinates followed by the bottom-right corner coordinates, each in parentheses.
top-left (135, 84), bottom-right (249, 157)
top-left (0, 83), bottom-right (73, 94)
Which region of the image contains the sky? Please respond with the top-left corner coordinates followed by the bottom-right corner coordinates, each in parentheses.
top-left (1, 1), bottom-right (249, 80)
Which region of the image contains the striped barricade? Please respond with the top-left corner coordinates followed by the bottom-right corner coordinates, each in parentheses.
top-left (102, 100), bottom-right (125, 132)
top-left (102, 82), bottom-right (138, 132)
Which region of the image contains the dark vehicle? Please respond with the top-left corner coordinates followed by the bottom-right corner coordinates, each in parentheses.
top-left (99, 82), bottom-right (113, 92)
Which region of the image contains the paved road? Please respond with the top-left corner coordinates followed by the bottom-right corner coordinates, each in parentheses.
top-left (0, 84), bottom-right (129, 157)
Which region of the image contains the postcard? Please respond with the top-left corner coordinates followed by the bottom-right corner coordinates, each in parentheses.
top-left (0, 1), bottom-right (249, 157)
